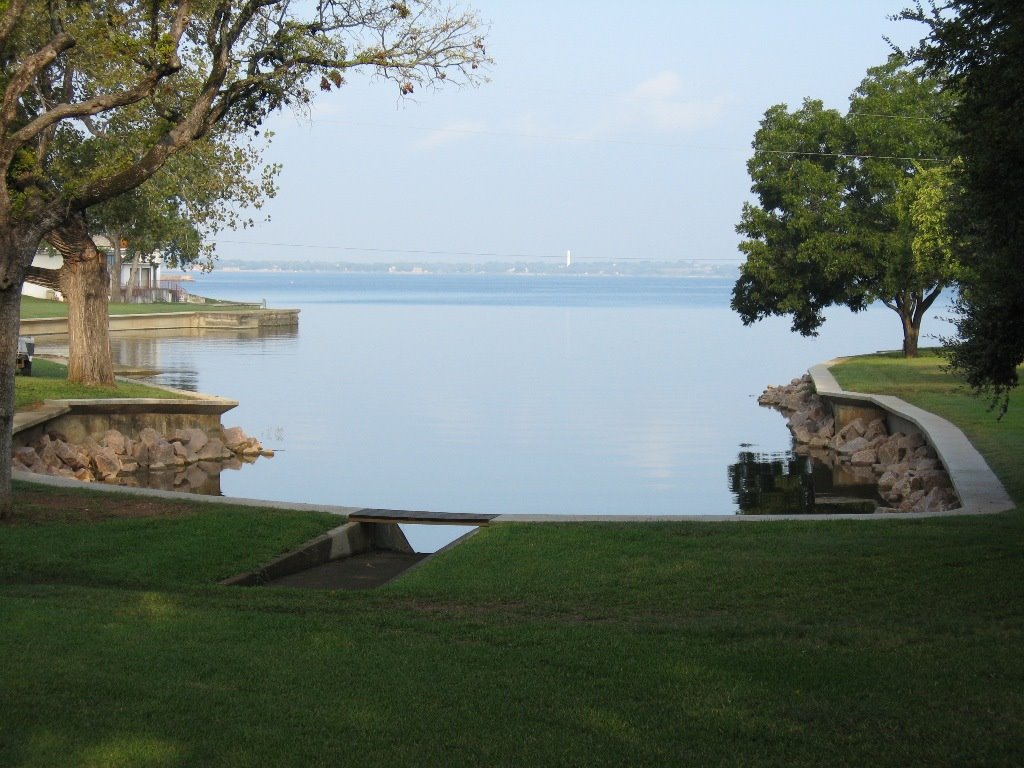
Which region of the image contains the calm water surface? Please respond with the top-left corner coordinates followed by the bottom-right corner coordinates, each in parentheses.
top-left (44, 272), bottom-right (953, 548)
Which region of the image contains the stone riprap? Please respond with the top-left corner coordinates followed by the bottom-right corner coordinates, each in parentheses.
top-left (759, 375), bottom-right (960, 513)
top-left (11, 425), bottom-right (272, 492)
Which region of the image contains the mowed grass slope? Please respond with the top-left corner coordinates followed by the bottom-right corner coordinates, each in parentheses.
top-left (14, 359), bottom-right (187, 409)
top-left (20, 295), bottom-right (255, 319)
top-left (0, 351), bottom-right (1021, 767)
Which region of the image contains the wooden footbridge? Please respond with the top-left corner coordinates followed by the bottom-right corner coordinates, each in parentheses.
top-left (347, 508), bottom-right (500, 526)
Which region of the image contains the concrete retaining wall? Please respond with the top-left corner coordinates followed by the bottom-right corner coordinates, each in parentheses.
top-left (20, 308), bottom-right (299, 337)
top-left (12, 396), bottom-right (238, 447)
top-left (220, 521), bottom-right (415, 586)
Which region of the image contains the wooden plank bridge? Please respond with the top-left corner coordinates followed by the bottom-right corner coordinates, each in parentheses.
top-left (348, 508), bottom-right (499, 526)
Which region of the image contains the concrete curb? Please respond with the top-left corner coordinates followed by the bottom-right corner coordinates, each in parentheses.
top-left (13, 469), bottom-right (363, 517)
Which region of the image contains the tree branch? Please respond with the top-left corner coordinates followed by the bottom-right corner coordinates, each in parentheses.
top-left (0, 0), bottom-right (29, 54)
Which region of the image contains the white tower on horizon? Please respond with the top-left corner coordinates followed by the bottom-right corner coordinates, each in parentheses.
top-left (566, 249), bottom-right (572, 268)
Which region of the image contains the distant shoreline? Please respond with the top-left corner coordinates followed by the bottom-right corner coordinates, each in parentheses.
top-left (168, 259), bottom-right (741, 279)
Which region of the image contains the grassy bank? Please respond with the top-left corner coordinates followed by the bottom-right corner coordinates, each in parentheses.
top-left (0, 352), bottom-right (1021, 766)
top-left (14, 359), bottom-right (187, 409)
top-left (20, 295), bottom-right (259, 319)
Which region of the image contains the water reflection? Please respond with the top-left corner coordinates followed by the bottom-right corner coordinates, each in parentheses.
top-left (30, 273), bottom-right (923, 528)
top-left (729, 449), bottom-right (881, 515)
top-left (38, 325), bottom-right (299, 393)
top-left (730, 451), bottom-right (814, 514)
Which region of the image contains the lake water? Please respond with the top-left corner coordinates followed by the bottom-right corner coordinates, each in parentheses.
top-left (38, 271), bottom-right (954, 550)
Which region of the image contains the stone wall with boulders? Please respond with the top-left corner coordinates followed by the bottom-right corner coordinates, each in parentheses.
top-left (760, 375), bottom-right (960, 513)
top-left (12, 425), bottom-right (272, 494)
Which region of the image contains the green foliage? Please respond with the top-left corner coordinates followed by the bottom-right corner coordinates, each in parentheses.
top-left (900, 1), bottom-right (1024, 409)
top-left (733, 56), bottom-right (957, 355)
top-left (900, 163), bottom-right (959, 279)
top-left (733, 99), bottom-right (868, 335)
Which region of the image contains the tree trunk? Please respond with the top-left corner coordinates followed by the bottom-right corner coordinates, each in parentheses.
top-left (0, 280), bottom-right (22, 519)
top-left (47, 213), bottom-right (115, 386)
top-left (0, 226), bottom-right (49, 520)
top-left (59, 258), bottom-right (115, 385)
top-left (901, 310), bottom-right (921, 358)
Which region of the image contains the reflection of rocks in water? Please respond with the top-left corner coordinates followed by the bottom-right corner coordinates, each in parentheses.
top-left (758, 375), bottom-right (959, 513)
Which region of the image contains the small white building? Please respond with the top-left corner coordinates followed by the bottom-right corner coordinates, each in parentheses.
top-left (23, 235), bottom-right (163, 301)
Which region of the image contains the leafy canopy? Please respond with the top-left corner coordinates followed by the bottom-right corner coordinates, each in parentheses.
top-left (732, 55), bottom-right (956, 355)
top-left (899, 0), bottom-right (1024, 409)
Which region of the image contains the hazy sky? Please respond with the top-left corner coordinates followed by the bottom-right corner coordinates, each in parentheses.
top-left (212, 1), bottom-right (928, 266)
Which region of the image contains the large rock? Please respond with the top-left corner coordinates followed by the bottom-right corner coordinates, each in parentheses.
top-left (196, 437), bottom-right (230, 461)
top-left (864, 418), bottom-right (888, 442)
top-left (54, 440), bottom-right (90, 471)
top-left (837, 419), bottom-right (867, 443)
top-left (222, 426), bottom-right (249, 451)
top-left (138, 427), bottom-right (162, 447)
top-left (851, 448), bottom-right (878, 467)
top-left (148, 439), bottom-right (178, 469)
top-left (102, 429), bottom-right (130, 456)
top-left (876, 437), bottom-right (902, 467)
top-left (837, 436), bottom-right (870, 457)
top-left (912, 457), bottom-right (941, 472)
top-left (877, 469), bottom-right (900, 492)
top-left (174, 427), bottom-right (209, 453)
top-left (899, 433), bottom-right (926, 452)
top-left (92, 447), bottom-right (122, 480)
top-left (917, 469), bottom-right (952, 492)
top-left (792, 426), bottom-right (813, 444)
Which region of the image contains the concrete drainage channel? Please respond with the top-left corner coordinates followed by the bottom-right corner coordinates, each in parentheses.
top-left (221, 510), bottom-right (498, 591)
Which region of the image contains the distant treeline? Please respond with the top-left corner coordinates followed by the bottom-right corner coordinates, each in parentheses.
top-left (204, 259), bottom-right (741, 277)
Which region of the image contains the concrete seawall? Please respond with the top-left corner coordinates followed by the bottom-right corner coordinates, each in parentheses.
top-left (12, 395), bottom-right (239, 448)
top-left (808, 362), bottom-right (1014, 516)
top-left (20, 308), bottom-right (299, 337)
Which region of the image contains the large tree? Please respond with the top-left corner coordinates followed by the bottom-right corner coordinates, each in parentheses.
top-left (0, 0), bottom-right (490, 518)
top-left (732, 55), bottom-right (956, 356)
top-left (899, 1), bottom-right (1024, 411)
top-left (33, 130), bottom-right (280, 386)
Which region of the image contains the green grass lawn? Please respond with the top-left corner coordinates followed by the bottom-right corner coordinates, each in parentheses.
top-left (20, 295), bottom-right (259, 319)
top-left (0, 351), bottom-right (1021, 767)
top-left (15, 359), bottom-right (188, 409)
